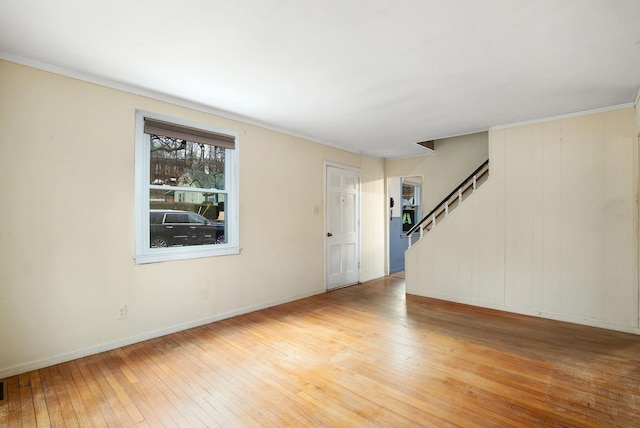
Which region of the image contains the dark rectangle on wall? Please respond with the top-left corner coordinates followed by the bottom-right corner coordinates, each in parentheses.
top-left (0, 381), bottom-right (4, 400)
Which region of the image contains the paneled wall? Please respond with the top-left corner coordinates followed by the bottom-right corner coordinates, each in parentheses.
top-left (406, 107), bottom-right (639, 332)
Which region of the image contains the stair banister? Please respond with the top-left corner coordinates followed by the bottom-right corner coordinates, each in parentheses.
top-left (405, 159), bottom-right (489, 247)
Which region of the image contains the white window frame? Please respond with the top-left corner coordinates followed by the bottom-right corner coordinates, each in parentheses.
top-left (134, 110), bottom-right (240, 264)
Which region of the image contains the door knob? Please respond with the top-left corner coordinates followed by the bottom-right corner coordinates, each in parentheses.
top-left (327, 232), bottom-right (333, 237)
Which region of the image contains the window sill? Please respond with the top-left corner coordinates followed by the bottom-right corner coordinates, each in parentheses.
top-left (135, 245), bottom-right (240, 264)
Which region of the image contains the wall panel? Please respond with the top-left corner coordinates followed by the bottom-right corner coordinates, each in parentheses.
top-left (540, 120), bottom-right (564, 314)
top-left (504, 125), bottom-right (535, 309)
top-left (559, 116), bottom-right (589, 318)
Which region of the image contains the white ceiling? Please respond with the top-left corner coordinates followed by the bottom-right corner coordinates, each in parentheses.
top-left (1, 1), bottom-right (639, 159)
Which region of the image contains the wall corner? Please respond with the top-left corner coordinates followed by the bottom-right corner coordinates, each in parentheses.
top-left (635, 86), bottom-right (640, 130)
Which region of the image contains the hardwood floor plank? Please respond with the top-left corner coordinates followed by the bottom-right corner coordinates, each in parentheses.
top-left (2, 276), bottom-right (640, 426)
top-left (111, 347), bottom-right (193, 427)
top-left (171, 333), bottom-right (309, 427)
top-left (131, 341), bottom-right (223, 427)
top-left (28, 371), bottom-right (52, 428)
top-left (76, 355), bottom-right (138, 427)
top-left (70, 359), bottom-right (120, 426)
top-left (39, 365), bottom-right (76, 428)
top-left (81, 354), bottom-right (138, 427)
top-left (57, 360), bottom-right (105, 427)
top-left (46, 366), bottom-right (73, 427)
top-left (154, 334), bottom-right (246, 427)
top-left (99, 350), bottom-right (167, 427)
top-left (166, 331), bottom-right (287, 427)
top-left (6, 376), bottom-right (22, 427)
top-left (18, 372), bottom-right (38, 426)
top-left (184, 332), bottom-right (297, 426)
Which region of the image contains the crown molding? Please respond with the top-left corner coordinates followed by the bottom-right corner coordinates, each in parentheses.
top-left (0, 52), bottom-right (361, 156)
top-left (491, 103), bottom-right (635, 131)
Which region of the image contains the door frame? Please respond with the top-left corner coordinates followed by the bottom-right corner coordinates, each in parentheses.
top-left (324, 162), bottom-right (361, 290)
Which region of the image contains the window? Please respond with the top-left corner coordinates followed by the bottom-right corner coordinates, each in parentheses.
top-left (135, 111), bottom-right (239, 264)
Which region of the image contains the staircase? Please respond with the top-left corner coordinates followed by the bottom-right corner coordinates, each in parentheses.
top-left (406, 159), bottom-right (489, 248)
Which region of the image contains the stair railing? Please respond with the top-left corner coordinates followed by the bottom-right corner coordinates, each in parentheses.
top-left (406, 159), bottom-right (489, 248)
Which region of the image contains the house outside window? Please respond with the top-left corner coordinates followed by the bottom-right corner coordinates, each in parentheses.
top-left (134, 111), bottom-right (239, 264)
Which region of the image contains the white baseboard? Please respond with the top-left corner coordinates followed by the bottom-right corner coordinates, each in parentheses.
top-left (0, 289), bottom-right (324, 379)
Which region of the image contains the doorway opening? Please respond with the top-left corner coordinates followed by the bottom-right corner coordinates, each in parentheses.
top-left (388, 176), bottom-right (422, 275)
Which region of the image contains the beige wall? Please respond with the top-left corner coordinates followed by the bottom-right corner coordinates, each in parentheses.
top-left (406, 107), bottom-right (640, 333)
top-left (384, 132), bottom-right (488, 273)
top-left (0, 60), bottom-right (386, 376)
top-left (385, 132), bottom-right (489, 213)
top-left (360, 156), bottom-right (387, 281)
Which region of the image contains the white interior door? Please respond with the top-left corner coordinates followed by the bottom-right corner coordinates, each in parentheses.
top-left (326, 165), bottom-right (360, 290)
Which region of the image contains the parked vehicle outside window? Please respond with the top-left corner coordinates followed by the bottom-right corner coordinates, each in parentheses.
top-left (150, 209), bottom-right (225, 247)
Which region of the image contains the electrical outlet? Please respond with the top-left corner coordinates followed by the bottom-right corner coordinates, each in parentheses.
top-left (119, 304), bottom-right (127, 320)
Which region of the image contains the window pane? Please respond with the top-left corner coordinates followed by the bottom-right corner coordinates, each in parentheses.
top-left (149, 191), bottom-right (227, 248)
top-left (149, 135), bottom-right (225, 189)
top-left (164, 213), bottom-right (189, 223)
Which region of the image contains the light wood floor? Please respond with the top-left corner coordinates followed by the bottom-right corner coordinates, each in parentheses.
top-left (2, 276), bottom-right (640, 427)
